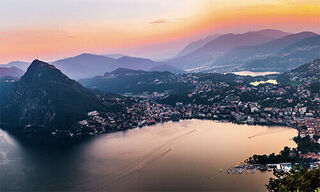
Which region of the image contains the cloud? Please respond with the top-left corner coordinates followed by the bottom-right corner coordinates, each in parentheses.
top-left (150, 19), bottom-right (167, 24)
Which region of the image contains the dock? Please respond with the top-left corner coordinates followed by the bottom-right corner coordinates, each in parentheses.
top-left (225, 164), bottom-right (263, 175)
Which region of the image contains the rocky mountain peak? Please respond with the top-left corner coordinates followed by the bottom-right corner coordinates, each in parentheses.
top-left (1, 60), bottom-right (107, 131)
top-left (21, 59), bottom-right (68, 84)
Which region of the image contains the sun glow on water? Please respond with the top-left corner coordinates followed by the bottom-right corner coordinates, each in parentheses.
top-left (250, 79), bottom-right (278, 86)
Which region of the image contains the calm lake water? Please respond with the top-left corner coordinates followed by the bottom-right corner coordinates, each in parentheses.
top-left (232, 71), bottom-right (280, 77)
top-left (0, 120), bottom-right (297, 191)
top-left (250, 79), bottom-right (278, 86)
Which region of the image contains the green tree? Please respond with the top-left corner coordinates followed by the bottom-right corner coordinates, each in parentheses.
top-left (266, 168), bottom-right (320, 191)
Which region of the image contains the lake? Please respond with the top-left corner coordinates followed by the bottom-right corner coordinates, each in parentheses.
top-left (232, 71), bottom-right (280, 77)
top-left (250, 79), bottom-right (278, 86)
top-left (0, 120), bottom-right (297, 191)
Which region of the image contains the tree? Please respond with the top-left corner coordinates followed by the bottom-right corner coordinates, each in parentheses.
top-left (266, 168), bottom-right (320, 191)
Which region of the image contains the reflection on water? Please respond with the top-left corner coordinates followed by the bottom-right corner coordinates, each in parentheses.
top-left (232, 71), bottom-right (280, 77)
top-left (0, 120), bottom-right (296, 191)
top-left (250, 79), bottom-right (278, 86)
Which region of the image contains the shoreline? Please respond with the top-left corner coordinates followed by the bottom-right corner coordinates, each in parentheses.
top-left (0, 117), bottom-right (299, 148)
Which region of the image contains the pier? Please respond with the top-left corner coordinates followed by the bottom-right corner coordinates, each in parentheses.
top-left (225, 164), bottom-right (266, 175)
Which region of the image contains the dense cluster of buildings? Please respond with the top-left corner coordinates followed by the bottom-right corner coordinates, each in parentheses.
top-left (265, 162), bottom-right (320, 173)
top-left (76, 100), bottom-right (180, 134)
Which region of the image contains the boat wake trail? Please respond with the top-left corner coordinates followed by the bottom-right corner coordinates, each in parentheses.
top-left (248, 129), bottom-right (286, 139)
top-left (63, 129), bottom-right (197, 191)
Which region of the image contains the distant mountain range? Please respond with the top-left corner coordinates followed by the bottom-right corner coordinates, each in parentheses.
top-left (166, 29), bottom-right (291, 70)
top-left (1, 61), bottom-right (30, 71)
top-left (2, 29), bottom-right (320, 76)
top-left (103, 53), bottom-right (127, 59)
top-left (176, 34), bottom-right (221, 57)
top-left (0, 54), bottom-right (180, 80)
top-left (0, 60), bottom-right (115, 131)
top-left (227, 32), bottom-right (320, 72)
top-left (166, 29), bottom-right (320, 73)
top-left (0, 66), bottom-right (24, 78)
top-left (52, 54), bottom-right (173, 79)
top-left (219, 32), bottom-right (317, 66)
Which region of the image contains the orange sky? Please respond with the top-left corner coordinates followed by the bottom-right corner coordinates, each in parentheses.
top-left (0, 0), bottom-right (320, 63)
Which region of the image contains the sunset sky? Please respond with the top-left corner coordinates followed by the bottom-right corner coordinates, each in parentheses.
top-left (1, 0), bottom-right (320, 63)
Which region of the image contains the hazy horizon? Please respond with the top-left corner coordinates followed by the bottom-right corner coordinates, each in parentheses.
top-left (1, 0), bottom-right (320, 63)
top-left (1, 28), bottom-right (319, 65)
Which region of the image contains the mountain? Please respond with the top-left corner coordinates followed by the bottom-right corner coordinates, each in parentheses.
top-left (167, 29), bottom-right (289, 70)
top-left (242, 35), bottom-right (320, 72)
top-left (53, 53), bottom-right (117, 80)
top-left (249, 29), bottom-right (291, 39)
top-left (107, 67), bottom-right (145, 76)
top-left (0, 66), bottom-right (24, 78)
top-left (79, 68), bottom-right (184, 94)
top-left (116, 56), bottom-right (165, 70)
top-left (52, 53), bottom-right (166, 79)
top-left (1, 61), bottom-right (29, 71)
top-left (176, 29), bottom-right (289, 58)
top-left (252, 31), bottom-right (316, 55)
top-left (277, 59), bottom-right (320, 85)
top-left (104, 54), bottom-right (127, 59)
top-left (0, 60), bottom-right (108, 131)
top-left (176, 34), bottom-right (221, 57)
top-left (218, 32), bottom-right (318, 67)
top-left (150, 64), bottom-right (185, 73)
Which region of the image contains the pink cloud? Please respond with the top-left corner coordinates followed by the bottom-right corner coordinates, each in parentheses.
top-left (150, 19), bottom-right (167, 24)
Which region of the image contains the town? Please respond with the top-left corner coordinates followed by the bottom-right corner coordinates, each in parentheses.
top-left (72, 61), bottom-right (320, 171)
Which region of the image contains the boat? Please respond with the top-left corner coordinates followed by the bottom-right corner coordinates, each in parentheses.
top-left (227, 168), bottom-right (232, 174)
top-left (238, 168), bottom-right (244, 174)
top-left (232, 168), bottom-right (237, 174)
